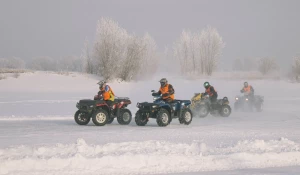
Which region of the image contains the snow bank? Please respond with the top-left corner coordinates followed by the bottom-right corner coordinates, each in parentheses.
top-left (1, 138), bottom-right (299, 175)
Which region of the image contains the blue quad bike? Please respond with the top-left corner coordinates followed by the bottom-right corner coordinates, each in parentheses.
top-left (135, 91), bottom-right (193, 127)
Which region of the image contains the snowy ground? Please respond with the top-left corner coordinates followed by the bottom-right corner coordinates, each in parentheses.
top-left (0, 72), bottom-right (300, 175)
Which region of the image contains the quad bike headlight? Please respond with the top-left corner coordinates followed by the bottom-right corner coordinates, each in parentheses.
top-left (235, 97), bottom-right (239, 100)
top-left (152, 105), bottom-right (158, 108)
top-left (181, 102), bottom-right (185, 106)
top-left (245, 98), bottom-right (249, 101)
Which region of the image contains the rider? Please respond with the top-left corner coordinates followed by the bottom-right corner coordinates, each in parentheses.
top-left (240, 82), bottom-right (254, 95)
top-left (97, 80), bottom-right (115, 107)
top-left (240, 82), bottom-right (255, 106)
top-left (152, 78), bottom-right (175, 103)
top-left (203, 82), bottom-right (218, 103)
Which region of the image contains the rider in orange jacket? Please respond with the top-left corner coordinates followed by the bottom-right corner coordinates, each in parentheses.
top-left (152, 78), bottom-right (175, 103)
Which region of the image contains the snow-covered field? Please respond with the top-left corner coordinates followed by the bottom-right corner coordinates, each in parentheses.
top-left (0, 72), bottom-right (300, 175)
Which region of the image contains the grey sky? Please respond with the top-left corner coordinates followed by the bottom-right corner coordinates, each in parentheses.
top-left (0, 0), bottom-right (299, 69)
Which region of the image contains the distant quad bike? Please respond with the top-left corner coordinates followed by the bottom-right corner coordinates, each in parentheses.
top-left (190, 93), bottom-right (231, 117)
top-left (135, 90), bottom-right (193, 127)
top-left (74, 95), bottom-right (132, 126)
top-left (234, 92), bottom-right (264, 112)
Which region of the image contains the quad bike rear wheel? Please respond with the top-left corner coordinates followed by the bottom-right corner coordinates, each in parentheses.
top-left (92, 109), bottom-right (109, 126)
top-left (197, 105), bottom-right (209, 118)
top-left (220, 105), bottom-right (231, 117)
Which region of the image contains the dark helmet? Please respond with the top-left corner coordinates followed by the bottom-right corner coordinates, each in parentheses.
top-left (244, 82), bottom-right (248, 87)
top-left (97, 80), bottom-right (106, 89)
top-left (204, 82), bottom-right (210, 89)
top-left (159, 78), bottom-right (168, 87)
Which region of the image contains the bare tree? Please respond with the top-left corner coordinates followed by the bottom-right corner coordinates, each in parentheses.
top-left (93, 17), bottom-right (128, 80)
top-left (90, 17), bottom-right (158, 81)
top-left (118, 35), bottom-right (144, 81)
top-left (138, 33), bottom-right (158, 79)
top-left (198, 26), bottom-right (225, 75)
top-left (258, 57), bottom-right (278, 75)
top-left (173, 26), bottom-right (224, 76)
top-left (81, 38), bottom-right (95, 74)
top-left (173, 30), bottom-right (193, 74)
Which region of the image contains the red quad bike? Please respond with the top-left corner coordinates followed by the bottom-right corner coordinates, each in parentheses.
top-left (74, 95), bottom-right (132, 126)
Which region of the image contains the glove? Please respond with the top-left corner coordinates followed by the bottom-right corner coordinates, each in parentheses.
top-left (162, 93), bottom-right (169, 97)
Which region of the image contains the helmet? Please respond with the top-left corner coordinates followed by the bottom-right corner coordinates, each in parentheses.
top-left (159, 78), bottom-right (168, 87)
top-left (244, 82), bottom-right (248, 87)
top-left (204, 82), bottom-right (210, 89)
top-left (97, 80), bottom-right (106, 89)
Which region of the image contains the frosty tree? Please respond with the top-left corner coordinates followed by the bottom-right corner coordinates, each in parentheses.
top-left (0, 57), bottom-right (25, 69)
top-left (138, 33), bottom-right (158, 79)
top-left (28, 57), bottom-right (56, 71)
top-left (118, 35), bottom-right (144, 81)
top-left (258, 57), bottom-right (278, 75)
top-left (292, 55), bottom-right (300, 81)
top-left (198, 26), bottom-right (225, 75)
top-left (93, 17), bottom-right (128, 80)
top-left (90, 17), bottom-right (157, 81)
top-left (80, 39), bottom-right (95, 74)
top-left (173, 30), bottom-right (194, 74)
top-left (173, 26), bottom-right (224, 76)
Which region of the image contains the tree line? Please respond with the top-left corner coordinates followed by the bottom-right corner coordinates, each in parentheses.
top-left (1, 17), bottom-right (300, 81)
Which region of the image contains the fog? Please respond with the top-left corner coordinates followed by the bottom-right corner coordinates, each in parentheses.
top-left (1, 0), bottom-right (300, 70)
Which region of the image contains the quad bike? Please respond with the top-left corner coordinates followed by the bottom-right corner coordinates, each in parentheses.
top-left (191, 93), bottom-right (231, 117)
top-left (234, 92), bottom-right (264, 112)
top-left (135, 90), bottom-right (193, 127)
top-left (74, 95), bottom-right (132, 126)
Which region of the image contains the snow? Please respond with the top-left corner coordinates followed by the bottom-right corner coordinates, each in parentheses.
top-left (0, 72), bottom-right (300, 175)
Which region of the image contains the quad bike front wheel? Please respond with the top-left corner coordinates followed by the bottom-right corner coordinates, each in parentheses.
top-left (135, 111), bottom-right (148, 126)
top-left (74, 110), bottom-right (90, 125)
top-left (179, 108), bottom-right (193, 125)
top-left (92, 109), bottom-right (109, 126)
top-left (117, 109), bottom-right (132, 125)
top-left (220, 105), bottom-right (231, 117)
top-left (157, 108), bottom-right (171, 127)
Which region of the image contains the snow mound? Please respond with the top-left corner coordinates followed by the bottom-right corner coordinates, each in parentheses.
top-left (1, 138), bottom-right (300, 175)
